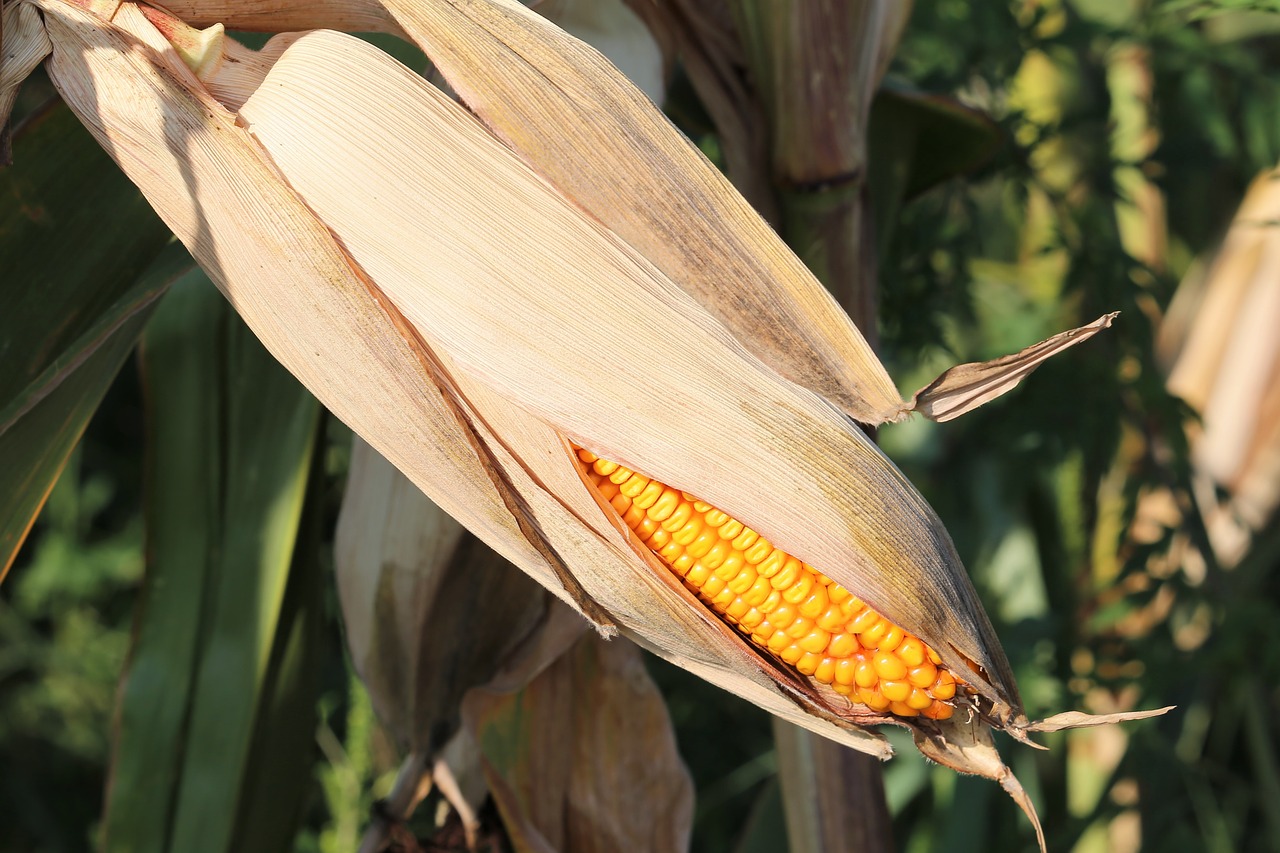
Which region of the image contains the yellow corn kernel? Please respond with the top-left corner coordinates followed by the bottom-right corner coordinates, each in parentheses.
top-left (718, 518), bottom-right (744, 540)
top-left (797, 627), bottom-right (831, 654)
top-left (781, 572), bottom-right (816, 605)
top-left (853, 658), bottom-right (879, 689)
top-left (906, 687), bottom-right (935, 711)
top-left (796, 652), bottom-right (822, 676)
top-left (816, 604), bottom-right (847, 633)
top-left (835, 658), bottom-right (858, 687)
top-left (757, 550), bottom-right (787, 579)
top-left (741, 575), bottom-right (774, 608)
top-left (632, 480), bottom-right (662, 507)
top-left (859, 618), bottom-right (889, 648)
top-left (907, 662), bottom-right (938, 689)
top-left (619, 471), bottom-right (650, 499)
top-left (880, 680), bottom-right (910, 703)
top-left (848, 606), bottom-right (879, 633)
top-left (727, 565), bottom-right (760, 596)
top-left (896, 637), bottom-right (926, 668)
top-left (744, 538), bottom-right (773, 565)
top-left (877, 625), bottom-right (905, 653)
top-left (779, 644), bottom-right (805, 665)
top-left (648, 488), bottom-right (680, 522)
top-left (701, 575), bottom-right (727, 599)
top-left (769, 602), bottom-right (798, 631)
top-left (574, 447), bottom-right (965, 722)
top-left (712, 551), bottom-right (745, 582)
top-left (858, 686), bottom-right (891, 712)
top-left (701, 540), bottom-right (730, 571)
top-left (872, 650), bottom-right (908, 681)
top-left (827, 632), bottom-right (857, 659)
top-left (814, 657), bottom-right (837, 684)
top-left (797, 584), bottom-right (830, 619)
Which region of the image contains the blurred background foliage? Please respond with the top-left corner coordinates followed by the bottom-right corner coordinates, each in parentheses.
top-left (3, 0), bottom-right (1279, 851)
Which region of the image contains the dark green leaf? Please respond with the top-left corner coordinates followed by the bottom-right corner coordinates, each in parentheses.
top-left (0, 103), bottom-right (171, 579)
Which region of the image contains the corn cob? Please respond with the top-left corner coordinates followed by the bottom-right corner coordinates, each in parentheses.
top-left (575, 447), bottom-right (963, 720)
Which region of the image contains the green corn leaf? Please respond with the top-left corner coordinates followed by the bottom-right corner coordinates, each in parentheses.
top-left (0, 102), bottom-right (171, 580)
top-left (102, 268), bottom-right (320, 852)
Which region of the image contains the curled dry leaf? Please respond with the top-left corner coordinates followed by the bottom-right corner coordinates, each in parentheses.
top-left (0, 0), bottom-right (51, 125)
top-left (12, 2), bottom-right (1168, 845)
top-left (335, 437), bottom-right (557, 756)
top-left (908, 312), bottom-right (1121, 422)
top-left (461, 631), bottom-right (694, 853)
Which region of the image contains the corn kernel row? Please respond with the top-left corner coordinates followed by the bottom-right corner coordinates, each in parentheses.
top-left (575, 448), bottom-right (962, 720)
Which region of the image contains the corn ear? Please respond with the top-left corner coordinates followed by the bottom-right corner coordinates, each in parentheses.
top-left (27, 0), bottom-right (893, 755)
top-left (17, 4), bottom-right (1169, 834)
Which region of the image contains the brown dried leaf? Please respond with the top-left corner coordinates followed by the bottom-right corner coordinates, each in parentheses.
top-left (908, 313), bottom-right (1120, 422)
top-left (1023, 706), bottom-right (1176, 733)
top-left (1, 1), bottom-right (52, 126)
top-left (913, 717), bottom-right (1046, 853)
top-left (463, 633), bottom-right (694, 853)
top-left (335, 438), bottom-right (554, 754)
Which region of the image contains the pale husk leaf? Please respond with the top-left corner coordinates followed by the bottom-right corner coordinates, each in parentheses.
top-left (34, 1), bottom-right (896, 755)
top-left (35, 0), bottom-right (553, 595)
top-left (1165, 168), bottom-right (1280, 534)
top-left (234, 28), bottom-right (1022, 720)
top-left (462, 632), bottom-right (694, 853)
top-left (908, 312), bottom-right (1120, 422)
top-left (201, 0), bottom-right (907, 425)
top-left (335, 436), bottom-right (552, 754)
top-left (1, 1), bottom-right (52, 126)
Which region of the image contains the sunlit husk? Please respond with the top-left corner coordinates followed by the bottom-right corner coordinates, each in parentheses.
top-left (230, 27), bottom-right (1022, 720)
top-left (157, 0), bottom-right (909, 425)
top-left (0, 1), bottom-right (52, 124)
top-left (31, 0), bottom-right (923, 754)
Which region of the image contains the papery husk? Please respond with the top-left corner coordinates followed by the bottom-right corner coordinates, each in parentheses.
top-left (334, 436), bottom-right (555, 755)
top-left (30, 0), bottom-right (892, 756)
top-left (1, 1), bottom-right (52, 126)
top-left (337, 436), bottom-right (590, 851)
top-left (229, 26), bottom-right (1023, 722)
top-left (25, 0), bottom-right (1162, 809)
top-left (162, 0), bottom-right (1117, 427)
top-left (1163, 166), bottom-right (1280, 549)
top-left (461, 631), bottom-right (694, 853)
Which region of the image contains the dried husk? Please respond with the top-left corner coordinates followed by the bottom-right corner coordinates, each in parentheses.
top-left (335, 437), bottom-right (555, 755)
top-left (30, 0), bottom-right (895, 755)
top-left (229, 26), bottom-right (1023, 718)
top-left (19, 3), bottom-right (1166, 836)
top-left (1, 1), bottom-right (52, 126)
top-left (159, 0), bottom-right (1116, 426)
top-left (462, 632), bottom-right (694, 853)
top-left (1163, 167), bottom-right (1280, 548)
